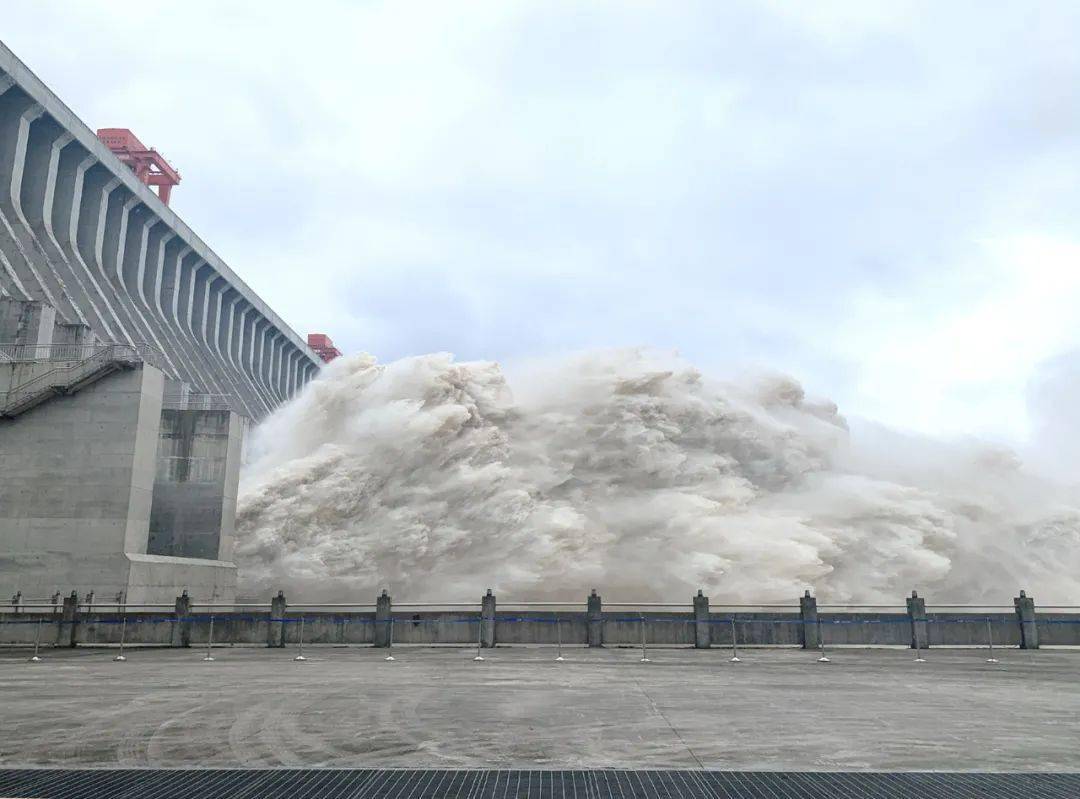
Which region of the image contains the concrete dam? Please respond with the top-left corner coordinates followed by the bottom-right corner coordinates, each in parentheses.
top-left (0, 40), bottom-right (323, 605)
top-left (4, 36), bottom-right (1079, 614)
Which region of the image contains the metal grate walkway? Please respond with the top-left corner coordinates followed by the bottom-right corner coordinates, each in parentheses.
top-left (2, 769), bottom-right (1080, 798)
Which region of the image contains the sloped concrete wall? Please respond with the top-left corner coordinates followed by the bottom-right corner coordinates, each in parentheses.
top-left (0, 43), bottom-right (322, 421)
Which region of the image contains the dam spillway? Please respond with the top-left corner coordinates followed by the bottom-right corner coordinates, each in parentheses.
top-left (0, 40), bottom-right (322, 605)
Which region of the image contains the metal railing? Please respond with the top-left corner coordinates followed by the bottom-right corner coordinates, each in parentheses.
top-left (1, 345), bottom-right (135, 412)
top-left (162, 392), bottom-right (234, 412)
top-left (0, 343), bottom-right (103, 361)
top-left (0, 342), bottom-right (167, 370)
top-left (0, 343), bottom-right (169, 415)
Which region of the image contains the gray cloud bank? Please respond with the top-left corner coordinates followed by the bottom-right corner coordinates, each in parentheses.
top-left (4, 2), bottom-right (1080, 441)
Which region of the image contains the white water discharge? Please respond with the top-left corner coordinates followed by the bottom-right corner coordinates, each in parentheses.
top-left (236, 349), bottom-right (1080, 603)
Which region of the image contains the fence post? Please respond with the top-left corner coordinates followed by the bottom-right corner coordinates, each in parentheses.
top-left (30, 618), bottom-right (43, 662)
top-left (294, 616), bottom-right (307, 661)
top-left (172, 590), bottom-right (192, 648)
top-left (375, 589), bottom-right (392, 648)
top-left (481, 589), bottom-right (496, 648)
top-left (59, 591), bottom-right (79, 648)
top-left (800, 590), bottom-right (819, 650)
top-left (587, 589), bottom-right (603, 648)
top-left (268, 590), bottom-right (287, 648)
top-left (693, 590), bottom-right (710, 648)
top-left (906, 590), bottom-right (928, 651)
top-left (1014, 590), bottom-right (1039, 650)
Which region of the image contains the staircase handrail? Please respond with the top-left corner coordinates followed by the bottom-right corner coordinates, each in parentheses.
top-left (0, 341), bottom-right (167, 367)
top-left (0, 344), bottom-right (147, 411)
top-left (162, 391), bottom-right (234, 412)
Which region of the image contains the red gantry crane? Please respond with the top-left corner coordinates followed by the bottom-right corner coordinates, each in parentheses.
top-left (307, 334), bottom-right (342, 363)
top-left (96, 128), bottom-right (181, 206)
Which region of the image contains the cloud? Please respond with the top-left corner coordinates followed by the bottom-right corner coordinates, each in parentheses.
top-left (4, 1), bottom-right (1080, 442)
top-left (1027, 349), bottom-right (1080, 483)
top-left (833, 234), bottom-right (1080, 440)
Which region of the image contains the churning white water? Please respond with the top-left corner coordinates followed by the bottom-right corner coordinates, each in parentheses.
top-left (235, 349), bottom-right (1080, 603)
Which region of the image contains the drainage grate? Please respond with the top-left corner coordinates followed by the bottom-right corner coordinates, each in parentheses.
top-left (2, 769), bottom-right (1079, 799)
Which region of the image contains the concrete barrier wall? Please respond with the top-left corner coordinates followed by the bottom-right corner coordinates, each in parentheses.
top-left (281, 613), bottom-right (376, 646)
top-left (4, 606), bottom-right (1079, 649)
top-left (0, 612), bottom-right (60, 645)
top-left (2, 589), bottom-right (1075, 650)
top-left (384, 613), bottom-right (479, 645)
top-left (495, 613), bottom-right (588, 645)
top-left (713, 613), bottom-right (804, 646)
top-left (820, 613), bottom-right (910, 646)
top-left (80, 613), bottom-right (174, 646)
top-left (926, 614), bottom-right (1022, 647)
top-left (1037, 614), bottom-right (1080, 646)
top-left (604, 612), bottom-right (695, 646)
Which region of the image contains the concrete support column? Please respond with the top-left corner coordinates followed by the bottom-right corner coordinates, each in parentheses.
top-left (172, 590), bottom-right (191, 648)
top-left (1015, 590), bottom-right (1039, 650)
top-left (481, 588), bottom-right (496, 648)
top-left (375, 589), bottom-right (392, 648)
top-left (268, 590), bottom-right (286, 648)
top-left (587, 589), bottom-right (603, 648)
top-left (906, 590), bottom-right (928, 650)
top-left (800, 590), bottom-right (819, 650)
top-left (693, 590), bottom-right (710, 649)
top-left (58, 590), bottom-right (78, 648)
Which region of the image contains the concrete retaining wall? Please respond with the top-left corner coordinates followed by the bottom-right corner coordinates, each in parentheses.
top-left (0, 366), bottom-right (238, 605)
top-left (148, 409), bottom-right (245, 561)
top-left (1037, 614), bottom-right (1080, 646)
top-left (927, 614), bottom-right (1022, 647)
top-left (495, 613), bottom-right (588, 645)
top-left (3, 590), bottom-right (1078, 650)
top-left (0, 366), bottom-right (163, 600)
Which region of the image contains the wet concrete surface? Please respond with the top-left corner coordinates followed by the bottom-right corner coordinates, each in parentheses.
top-left (1, 645), bottom-right (1077, 771)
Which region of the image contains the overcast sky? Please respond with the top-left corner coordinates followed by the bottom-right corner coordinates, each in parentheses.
top-left (4, 1), bottom-right (1079, 455)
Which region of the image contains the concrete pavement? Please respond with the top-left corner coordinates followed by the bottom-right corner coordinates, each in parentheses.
top-left (1, 645), bottom-right (1077, 771)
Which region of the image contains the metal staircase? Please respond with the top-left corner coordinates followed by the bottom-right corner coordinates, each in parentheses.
top-left (0, 344), bottom-right (159, 419)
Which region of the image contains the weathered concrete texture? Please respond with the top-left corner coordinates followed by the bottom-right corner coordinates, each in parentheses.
top-left (0, 365), bottom-right (237, 604)
top-left (124, 553), bottom-right (236, 606)
top-left (3, 598), bottom-right (1073, 648)
top-left (0, 647), bottom-right (1077, 771)
top-left (0, 366), bottom-right (163, 599)
top-left (0, 297), bottom-right (54, 345)
top-left (148, 409), bottom-right (244, 561)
